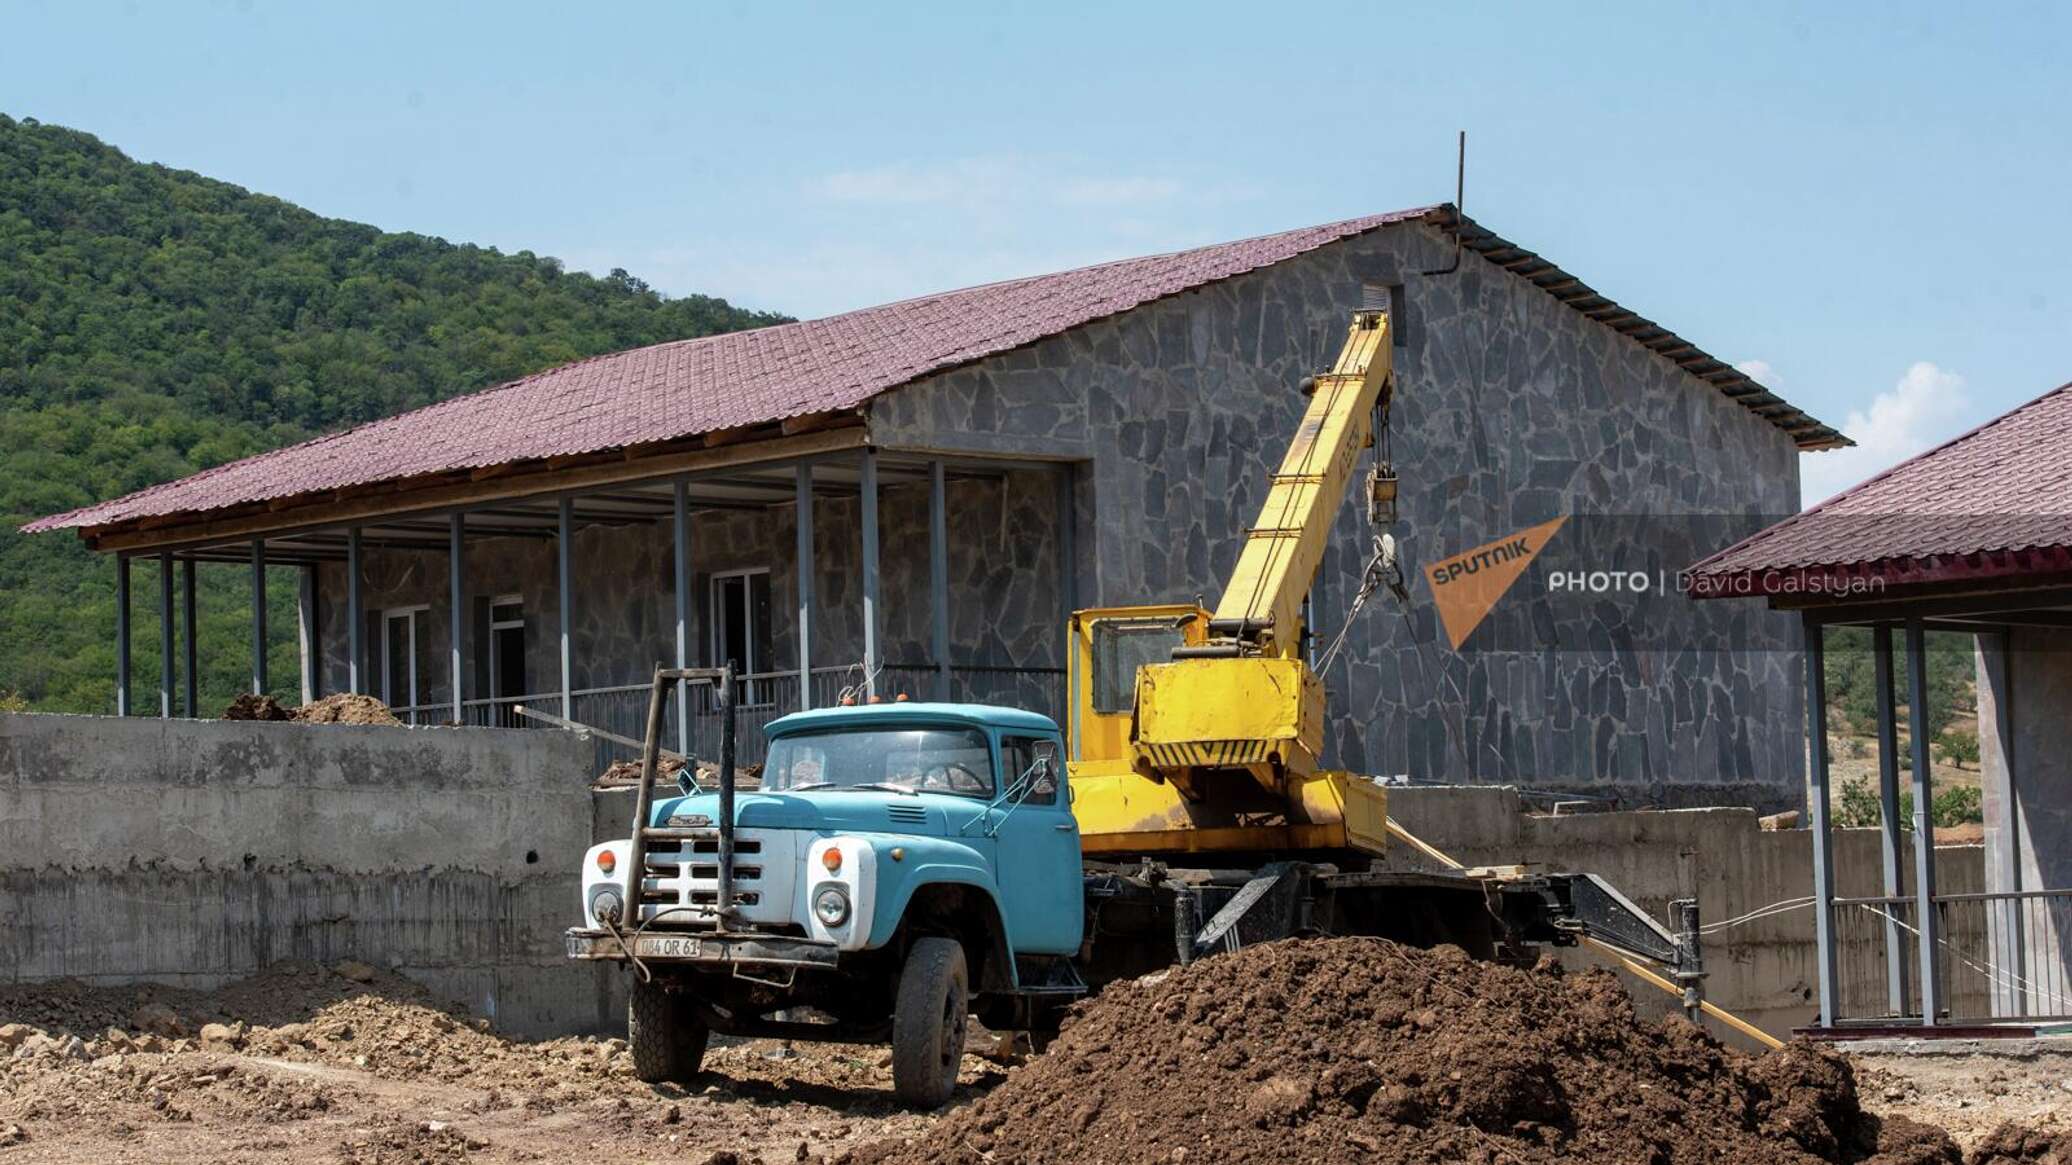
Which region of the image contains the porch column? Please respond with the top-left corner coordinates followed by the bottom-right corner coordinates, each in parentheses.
top-left (448, 513), bottom-right (465, 723)
top-left (1804, 613), bottom-right (1839, 1027)
top-left (675, 477), bottom-right (694, 752)
top-left (1980, 629), bottom-right (2027, 1016)
top-left (860, 448), bottom-right (879, 698)
top-left (1905, 618), bottom-right (1943, 1024)
top-left (1057, 463), bottom-right (1077, 732)
top-left (115, 554), bottom-right (132, 716)
top-left (181, 558), bottom-right (198, 717)
top-left (1872, 625), bottom-right (1909, 1015)
top-left (929, 460), bottom-right (950, 701)
top-left (158, 552), bottom-right (175, 718)
top-left (794, 463), bottom-right (814, 709)
top-left (346, 527), bottom-right (364, 695)
top-left (250, 539), bottom-right (267, 695)
top-left (558, 496), bottom-right (574, 720)
top-left (297, 566), bottom-right (318, 704)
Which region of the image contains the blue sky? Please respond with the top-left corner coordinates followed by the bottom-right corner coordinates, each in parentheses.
top-left (5, 1), bottom-right (2067, 506)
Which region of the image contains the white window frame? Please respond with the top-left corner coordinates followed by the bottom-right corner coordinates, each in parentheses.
top-left (708, 567), bottom-right (771, 705)
top-left (486, 593), bottom-right (525, 703)
top-left (379, 604), bottom-right (430, 718)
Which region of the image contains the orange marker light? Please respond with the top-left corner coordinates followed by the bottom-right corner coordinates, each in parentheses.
top-left (596, 850), bottom-right (616, 875)
top-left (821, 847), bottom-right (843, 873)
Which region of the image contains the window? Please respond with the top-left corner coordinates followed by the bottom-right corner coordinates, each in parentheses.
top-left (378, 605), bottom-right (430, 721)
top-left (709, 569), bottom-right (773, 705)
top-left (1089, 619), bottom-right (1185, 714)
top-left (487, 596), bottom-right (526, 728)
top-left (764, 726), bottom-right (995, 798)
top-left (1001, 735), bottom-right (1060, 805)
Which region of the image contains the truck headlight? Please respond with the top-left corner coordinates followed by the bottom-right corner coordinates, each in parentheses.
top-left (591, 887), bottom-right (624, 926)
top-left (813, 886), bottom-right (850, 926)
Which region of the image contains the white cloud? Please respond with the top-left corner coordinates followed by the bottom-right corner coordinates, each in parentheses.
top-left (1799, 361), bottom-right (1972, 507)
top-left (1734, 358), bottom-right (1777, 385)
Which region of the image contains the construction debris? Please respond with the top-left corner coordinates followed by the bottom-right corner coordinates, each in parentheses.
top-left (595, 754), bottom-right (762, 788)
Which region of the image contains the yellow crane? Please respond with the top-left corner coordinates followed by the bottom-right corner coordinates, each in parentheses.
top-left (1067, 310), bottom-right (1399, 859)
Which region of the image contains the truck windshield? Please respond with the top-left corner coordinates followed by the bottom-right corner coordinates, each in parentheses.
top-left (764, 726), bottom-right (996, 798)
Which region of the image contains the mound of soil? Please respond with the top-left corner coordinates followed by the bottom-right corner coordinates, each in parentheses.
top-left (220, 692), bottom-right (293, 721)
top-left (595, 754), bottom-right (762, 788)
top-left (293, 692), bottom-right (401, 726)
top-left (219, 692), bottom-right (401, 725)
top-left (843, 937), bottom-right (1958, 1165)
top-left (1971, 1123), bottom-right (2072, 1164)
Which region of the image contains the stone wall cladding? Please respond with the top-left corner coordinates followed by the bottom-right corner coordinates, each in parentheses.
top-left (870, 220), bottom-right (1806, 810)
top-left (313, 467), bottom-right (1065, 708)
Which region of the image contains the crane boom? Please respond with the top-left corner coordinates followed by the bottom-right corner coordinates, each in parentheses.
top-left (1063, 310), bottom-right (1400, 860)
top-left (1207, 310), bottom-right (1393, 658)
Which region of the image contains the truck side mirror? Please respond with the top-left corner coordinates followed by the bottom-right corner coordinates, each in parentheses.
top-left (1030, 757), bottom-right (1057, 798)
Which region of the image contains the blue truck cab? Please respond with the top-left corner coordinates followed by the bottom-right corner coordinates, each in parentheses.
top-left (568, 701), bottom-right (1086, 1105)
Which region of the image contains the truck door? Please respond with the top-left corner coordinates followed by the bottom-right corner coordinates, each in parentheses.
top-left (991, 734), bottom-right (1083, 955)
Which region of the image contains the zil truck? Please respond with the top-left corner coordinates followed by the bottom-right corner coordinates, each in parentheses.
top-left (566, 311), bottom-right (1706, 1105)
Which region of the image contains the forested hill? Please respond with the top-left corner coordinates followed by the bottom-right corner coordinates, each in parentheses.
top-left (0, 113), bottom-right (789, 713)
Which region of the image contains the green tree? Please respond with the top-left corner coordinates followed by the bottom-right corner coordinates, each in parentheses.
top-left (0, 114), bottom-right (790, 712)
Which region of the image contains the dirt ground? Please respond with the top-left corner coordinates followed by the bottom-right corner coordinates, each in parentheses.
top-left (2, 954), bottom-right (2066, 1164)
top-left (0, 962), bottom-right (1000, 1164)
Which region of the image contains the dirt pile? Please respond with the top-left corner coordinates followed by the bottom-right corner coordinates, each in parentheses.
top-left (294, 692), bottom-right (403, 725)
top-left (219, 692), bottom-right (402, 725)
top-left (1971, 1123), bottom-right (2072, 1164)
top-left (596, 754), bottom-right (762, 788)
top-left (843, 937), bottom-right (1962, 1165)
top-left (221, 692), bottom-right (294, 720)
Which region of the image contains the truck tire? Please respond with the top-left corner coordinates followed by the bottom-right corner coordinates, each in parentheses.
top-left (628, 979), bottom-right (709, 1084)
top-left (891, 936), bottom-right (968, 1107)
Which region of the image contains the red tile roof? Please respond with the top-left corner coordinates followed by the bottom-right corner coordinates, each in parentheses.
top-left (1688, 381), bottom-right (2072, 596)
top-left (26, 206), bottom-right (1839, 536)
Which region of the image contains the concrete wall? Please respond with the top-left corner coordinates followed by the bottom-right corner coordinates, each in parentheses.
top-left (1384, 785), bottom-right (1987, 1038)
top-left (1978, 628), bottom-right (2072, 1014)
top-left (0, 711), bottom-right (611, 1039)
top-left (872, 219), bottom-right (1807, 810)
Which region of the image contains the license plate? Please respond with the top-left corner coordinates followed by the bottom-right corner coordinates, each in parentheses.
top-left (634, 935), bottom-right (706, 959)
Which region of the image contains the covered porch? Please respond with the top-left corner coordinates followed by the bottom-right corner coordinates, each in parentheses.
top-left (106, 439), bottom-right (1078, 770)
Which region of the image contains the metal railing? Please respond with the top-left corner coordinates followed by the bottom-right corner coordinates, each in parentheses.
top-left (1829, 888), bottom-right (2072, 1025)
top-left (409, 662), bottom-right (1066, 775)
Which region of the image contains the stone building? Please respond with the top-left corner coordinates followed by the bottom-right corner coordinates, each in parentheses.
top-left (29, 205), bottom-right (1841, 808)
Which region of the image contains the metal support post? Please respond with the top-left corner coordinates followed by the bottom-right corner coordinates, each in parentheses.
top-left (795, 463), bottom-right (813, 709)
top-left (1873, 625), bottom-right (1909, 1015)
top-left (1804, 613), bottom-right (1839, 1027)
top-left (558, 496), bottom-right (574, 720)
top-left (181, 558), bottom-right (198, 717)
top-left (115, 554), bottom-right (132, 716)
top-left (250, 539), bottom-right (267, 695)
top-left (1905, 619), bottom-right (1942, 1024)
top-left (346, 527), bottom-right (364, 695)
top-left (859, 448), bottom-right (879, 698)
top-left (158, 552), bottom-right (175, 718)
top-left (449, 513), bottom-right (465, 723)
top-left (675, 478), bottom-right (693, 754)
top-left (929, 460), bottom-right (950, 701)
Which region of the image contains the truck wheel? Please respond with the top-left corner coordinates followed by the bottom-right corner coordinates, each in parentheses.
top-left (891, 936), bottom-right (968, 1107)
top-left (628, 979), bottom-right (709, 1084)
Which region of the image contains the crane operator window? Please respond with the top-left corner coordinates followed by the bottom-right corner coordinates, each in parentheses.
top-left (1090, 620), bottom-right (1185, 714)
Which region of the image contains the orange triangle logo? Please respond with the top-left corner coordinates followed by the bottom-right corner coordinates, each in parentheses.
top-left (1424, 516), bottom-right (1568, 650)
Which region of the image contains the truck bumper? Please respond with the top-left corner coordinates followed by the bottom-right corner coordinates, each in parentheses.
top-left (564, 928), bottom-right (840, 970)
